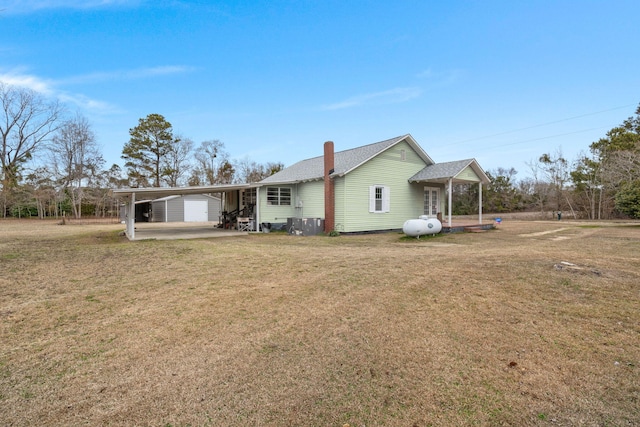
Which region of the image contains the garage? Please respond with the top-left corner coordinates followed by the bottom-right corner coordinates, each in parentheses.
top-left (151, 194), bottom-right (221, 223)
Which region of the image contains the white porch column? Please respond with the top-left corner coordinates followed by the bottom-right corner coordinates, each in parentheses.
top-left (127, 192), bottom-right (136, 240)
top-left (222, 191), bottom-right (226, 227)
top-left (448, 178), bottom-right (453, 228)
top-left (255, 187), bottom-right (260, 232)
top-left (478, 182), bottom-right (483, 224)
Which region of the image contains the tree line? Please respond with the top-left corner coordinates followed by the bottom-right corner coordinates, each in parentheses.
top-left (0, 83), bottom-right (282, 219)
top-left (452, 104), bottom-right (640, 219)
top-left (1, 81), bottom-right (638, 220)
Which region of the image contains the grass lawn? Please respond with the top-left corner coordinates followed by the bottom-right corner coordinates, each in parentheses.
top-left (1, 219), bottom-right (639, 426)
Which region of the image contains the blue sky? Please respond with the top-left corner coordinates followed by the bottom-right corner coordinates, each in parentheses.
top-left (2, 0), bottom-right (639, 179)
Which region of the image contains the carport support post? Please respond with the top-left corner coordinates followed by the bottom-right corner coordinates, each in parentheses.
top-left (127, 192), bottom-right (135, 240)
top-left (255, 187), bottom-right (260, 231)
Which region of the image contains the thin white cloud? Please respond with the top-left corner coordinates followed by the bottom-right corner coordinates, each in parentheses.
top-left (416, 68), bottom-right (435, 79)
top-left (1, 0), bottom-right (141, 14)
top-left (416, 68), bottom-right (464, 87)
top-left (59, 65), bottom-right (196, 85)
top-left (322, 87), bottom-right (422, 111)
top-left (0, 69), bottom-right (55, 95)
top-left (0, 69), bottom-right (120, 114)
top-left (1, 65), bottom-right (193, 114)
top-left (57, 92), bottom-right (123, 114)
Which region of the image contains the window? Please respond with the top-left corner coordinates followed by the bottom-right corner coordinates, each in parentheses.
top-left (266, 187), bottom-right (291, 206)
top-left (375, 187), bottom-right (383, 211)
top-left (369, 185), bottom-right (390, 213)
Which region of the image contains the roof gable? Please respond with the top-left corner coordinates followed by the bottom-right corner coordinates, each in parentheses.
top-left (409, 159), bottom-right (490, 184)
top-left (260, 134), bottom-right (434, 184)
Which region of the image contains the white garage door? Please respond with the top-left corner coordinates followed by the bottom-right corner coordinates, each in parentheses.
top-left (184, 200), bottom-right (208, 222)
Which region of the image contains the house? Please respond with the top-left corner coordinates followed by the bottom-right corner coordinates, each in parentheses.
top-left (251, 134), bottom-right (490, 234)
top-left (114, 134), bottom-right (490, 239)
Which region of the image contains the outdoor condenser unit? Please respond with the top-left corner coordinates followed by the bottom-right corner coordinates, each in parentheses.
top-left (286, 217), bottom-right (325, 236)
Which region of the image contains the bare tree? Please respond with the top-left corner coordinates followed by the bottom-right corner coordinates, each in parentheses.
top-left (0, 82), bottom-right (63, 216)
top-left (23, 167), bottom-right (57, 219)
top-left (191, 140), bottom-right (227, 185)
top-left (607, 144), bottom-right (640, 185)
top-left (162, 136), bottom-right (193, 187)
top-left (525, 159), bottom-right (552, 216)
top-left (50, 114), bottom-right (103, 219)
top-left (538, 148), bottom-right (573, 216)
top-left (235, 158), bottom-right (284, 183)
top-left (91, 164), bottom-right (127, 218)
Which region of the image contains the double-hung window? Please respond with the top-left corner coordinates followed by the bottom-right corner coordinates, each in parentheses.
top-left (369, 185), bottom-right (390, 213)
top-left (266, 187), bottom-right (291, 206)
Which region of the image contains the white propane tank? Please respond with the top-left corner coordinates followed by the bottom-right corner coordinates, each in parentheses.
top-left (403, 217), bottom-right (442, 237)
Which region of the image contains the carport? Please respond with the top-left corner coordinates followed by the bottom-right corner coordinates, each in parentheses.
top-left (112, 184), bottom-right (257, 240)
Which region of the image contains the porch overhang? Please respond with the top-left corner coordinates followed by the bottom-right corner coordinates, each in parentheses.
top-left (408, 159), bottom-right (490, 228)
top-left (408, 158), bottom-right (490, 186)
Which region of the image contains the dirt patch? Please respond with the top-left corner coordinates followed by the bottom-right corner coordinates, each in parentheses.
top-left (519, 227), bottom-right (571, 237)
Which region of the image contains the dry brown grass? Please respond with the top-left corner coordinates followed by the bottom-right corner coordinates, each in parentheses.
top-left (1, 218), bottom-right (639, 426)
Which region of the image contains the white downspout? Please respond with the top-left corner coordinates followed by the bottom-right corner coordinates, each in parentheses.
top-left (478, 182), bottom-right (483, 225)
top-left (165, 199), bottom-right (168, 222)
top-left (448, 178), bottom-right (453, 228)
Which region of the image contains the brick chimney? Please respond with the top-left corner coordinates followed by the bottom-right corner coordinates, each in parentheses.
top-left (324, 141), bottom-right (335, 233)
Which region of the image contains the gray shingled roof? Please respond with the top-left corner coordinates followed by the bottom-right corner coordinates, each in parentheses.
top-left (409, 159), bottom-right (472, 181)
top-left (260, 135), bottom-right (414, 184)
top-left (409, 159), bottom-right (489, 183)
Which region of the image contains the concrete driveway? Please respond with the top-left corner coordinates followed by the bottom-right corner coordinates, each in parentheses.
top-left (132, 222), bottom-right (249, 240)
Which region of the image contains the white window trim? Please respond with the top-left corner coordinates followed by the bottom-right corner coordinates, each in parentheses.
top-left (369, 185), bottom-right (390, 213)
top-left (266, 187), bottom-right (291, 206)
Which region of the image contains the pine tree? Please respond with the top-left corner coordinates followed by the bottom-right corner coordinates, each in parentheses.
top-left (122, 114), bottom-right (178, 187)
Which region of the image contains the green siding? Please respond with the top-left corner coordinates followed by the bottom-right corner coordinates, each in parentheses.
top-left (258, 185), bottom-right (296, 223)
top-left (334, 178), bottom-right (346, 231)
top-left (457, 166), bottom-right (480, 182)
top-left (296, 180), bottom-right (324, 218)
top-left (336, 140), bottom-right (428, 233)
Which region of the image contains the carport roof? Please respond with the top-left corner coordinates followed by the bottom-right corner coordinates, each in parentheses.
top-left (111, 183), bottom-right (254, 199)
